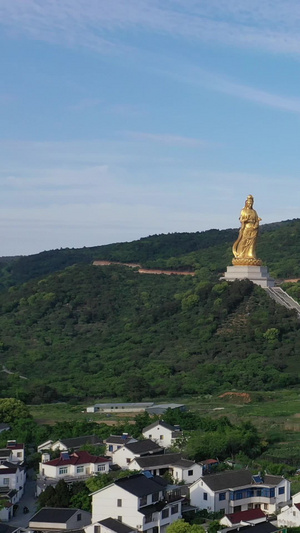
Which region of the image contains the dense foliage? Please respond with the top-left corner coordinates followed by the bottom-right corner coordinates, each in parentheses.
top-left (0, 262), bottom-right (299, 401)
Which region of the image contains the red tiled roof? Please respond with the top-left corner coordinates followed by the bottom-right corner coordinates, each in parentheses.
top-left (201, 459), bottom-right (218, 465)
top-left (227, 509), bottom-right (266, 523)
top-left (8, 444), bottom-right (24, 450)
top-left (45, 451), bottom-right (110, 467)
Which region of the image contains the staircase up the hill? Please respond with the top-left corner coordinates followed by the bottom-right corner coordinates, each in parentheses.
top-left (265, 287), bottom-right (300, 317)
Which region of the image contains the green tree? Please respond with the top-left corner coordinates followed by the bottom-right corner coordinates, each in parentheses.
top-left (0, 398), bottom-right (30, 423)
top-left (167, 519), bottom-right (205, 533)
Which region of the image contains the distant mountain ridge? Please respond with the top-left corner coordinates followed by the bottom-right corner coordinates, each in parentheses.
top-left (0, 218), bottom-right (300, 289)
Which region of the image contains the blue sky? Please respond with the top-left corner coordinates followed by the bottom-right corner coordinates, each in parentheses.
top-left (1, 0), bottom-right (300, 255)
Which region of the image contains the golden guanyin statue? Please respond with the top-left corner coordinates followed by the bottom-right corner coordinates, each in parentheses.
top-left (232, 195), bottom-right (262, 266)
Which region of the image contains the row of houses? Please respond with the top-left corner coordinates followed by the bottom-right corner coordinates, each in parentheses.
top-left (27, 468), bottom-right (292, 533)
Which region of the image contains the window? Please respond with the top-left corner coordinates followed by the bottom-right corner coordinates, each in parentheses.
top-left (98, 464), bottom-right (106, 472)
top-left (188, 470), bottom-right (193, 476)
top-left (279, 487), bottom-right (285, 495)
top-left (108, 445), bottom-right (113, 452)
top-left (153, 527), bottom-right (158, 533)
top-left (162, 509), bottom-right (169, 519)
top-left (77, 514), bottom-right (82, 521)
top-left (117, 499), bottom-right (122, 507)
top-left (3, 478), bottom-right (9, 485)
top-left (149, 434), bottom-right (152, 438)
top-left (77, 466), bottom-right (84, 473)
top-left (270, 488), bottom-right (275, 498)
top-left (59, 467), bottom-right (68, 475)
top-left (126, 458), bottom-right (131, 464)
top-left (248, 504), bottom-right (253, 510)
top-left (256, 489), bottom-right (261, 497)
top-left (203, 492), bottom-right (208, 501)
top-left (17, 452), bottom-right (22, 458)
top-left (145, 515), bottom-right (152, 524)
top-left (219, 493), bottom-right (226, 501)
top-left (264, 504), bottom-right (268, 510)
top-left (171, 505), bottom-right (179, 515)
top-left (152, 492), bottom-right (159, 503)
top-left (140, 496), bottom-right (147, 507)
top-left (160, 435), bottom-right (164, 440)
top-left (94, 526), bottom-right (100, 533)
top-left (118, 517), bottom-right (122, 522)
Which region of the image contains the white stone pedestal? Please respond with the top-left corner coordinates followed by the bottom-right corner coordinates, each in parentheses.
top-left (223, 265), bottom-right (275, 288)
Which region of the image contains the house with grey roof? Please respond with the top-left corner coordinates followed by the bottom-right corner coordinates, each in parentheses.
top-left (91, 473), bottom-right (183, 533)
top-left (142, 421), bottom-right (182, 449)
top-left (128, 453), bottom-right (203, 483)
top-left (111, 440), bottom-right (164, 468)
top-left (190, 469), bottom-right (290, 515)
top-left (38, 435), bottom-right (103, 453)
top-left (105, 435), bottom-right (137, 457)
top-left (28, 507), bottom-right (92, 532)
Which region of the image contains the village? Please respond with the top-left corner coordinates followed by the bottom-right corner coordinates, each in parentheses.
top-left (0, 403), bottom-right (298, 533)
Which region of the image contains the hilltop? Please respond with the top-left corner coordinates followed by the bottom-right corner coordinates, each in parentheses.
top-left (1, 218), bottom-right (300, 403)
top-left (0, 218), bottom-right (300, 290)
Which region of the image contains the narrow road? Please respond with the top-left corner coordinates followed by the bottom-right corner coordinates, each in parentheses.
top-left (7, 471), bottom-right (38, 528)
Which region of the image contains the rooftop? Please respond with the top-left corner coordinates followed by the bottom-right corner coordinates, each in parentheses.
top-left (226, 508), bottom-right (266, 523)
top-left (114, 473), bottom-right (167, 497)
top-left (125, 439), bottom-right (163, 454)
top-left (29, 507), bottom-right (80, 524)
top-left (44, 450), bottom-right (110, 467)
top-left (143, 420), bottom-right (177, 432)
top-left (99, 518), bottom-right (135, 533)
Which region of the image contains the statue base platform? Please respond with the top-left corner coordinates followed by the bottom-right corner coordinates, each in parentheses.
top-left (222, 265), bottom-right (275, 288)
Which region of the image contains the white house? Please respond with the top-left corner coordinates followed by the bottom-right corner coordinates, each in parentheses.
top-left (1, 441), bottom-right (25, 464)
top-left (105, 435), bottom-right (138, 458)
top-left (277, 491), bottom-right (300, 527)
top-left (129, 453), bottom-right (203, 484)
top-left (0, 461), bottom-right (26, 521)
top-left (28, 507), bottom-right (92, 532)
top-left (190, 470), bottom-right (290, 515)
top-left (111, 440), bottom-right (164, 468)
top-left (38, 450), bottom-right (110, 492)
top-left (38, 435), bottom-right (103, 453)
top-left (85, 517), bottom-right (137, 533)
top-left (142, 421), bottom-right (182, 449)
top-left (91, 473), bottom-right (183, 533)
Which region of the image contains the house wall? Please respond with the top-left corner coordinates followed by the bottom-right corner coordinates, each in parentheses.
top-left (172, 464), bottom-right (203, 484)
top-left (40, 461), bottom-right (109, 478)
top-left (143, 426), bottom-right (173, 448)
top-left (277, 505), bottom-right (300, 527)
top-left (111, 447), bottom-right (136, 468)
top-left (92, 484), bottom-right (140, 525)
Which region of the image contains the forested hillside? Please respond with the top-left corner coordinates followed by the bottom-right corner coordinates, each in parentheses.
top-left (1, 218), bottom-right (300, 289)
top-left (1, 263), bottom-right (299, 402)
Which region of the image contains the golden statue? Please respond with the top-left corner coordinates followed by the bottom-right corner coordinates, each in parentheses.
top-left (232, 195), bottom-right (262, 266)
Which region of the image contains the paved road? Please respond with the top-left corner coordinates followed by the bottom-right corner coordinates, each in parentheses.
top-left (8, 472), bottom-right (38, 528)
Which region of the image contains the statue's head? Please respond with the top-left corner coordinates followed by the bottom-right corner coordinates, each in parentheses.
top-left (245, 195), bottom-right (254, 208)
